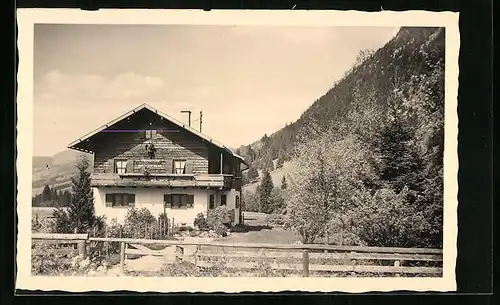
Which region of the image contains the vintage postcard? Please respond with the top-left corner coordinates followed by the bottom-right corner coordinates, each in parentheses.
top-left (16, 9), bottom-right (459, 293)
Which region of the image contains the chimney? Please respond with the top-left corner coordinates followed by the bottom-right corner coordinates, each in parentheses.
top-left (181, 111), bottom-right (192, 127)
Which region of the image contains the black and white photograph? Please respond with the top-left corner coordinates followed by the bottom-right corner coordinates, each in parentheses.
top-left (16, 9), bottom-right (459, 292)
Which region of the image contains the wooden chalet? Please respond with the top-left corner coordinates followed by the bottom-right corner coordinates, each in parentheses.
top-left (68, 103), bottom-right (248, 226)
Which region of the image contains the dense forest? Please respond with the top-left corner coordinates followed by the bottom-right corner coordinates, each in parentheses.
top-left (240, 27), bottom-right (445, 249)
top-left (237, 27), bottom-right (444, 183)
top-left (32, 184), bottom-right (72, 207)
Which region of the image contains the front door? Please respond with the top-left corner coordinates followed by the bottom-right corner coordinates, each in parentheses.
top-left (208, 193), bottom-right (215, 211)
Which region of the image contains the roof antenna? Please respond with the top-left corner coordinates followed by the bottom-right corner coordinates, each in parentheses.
top-left (199, 111), bottom-right (203, 133)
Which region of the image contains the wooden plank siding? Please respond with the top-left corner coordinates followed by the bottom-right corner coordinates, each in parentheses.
top-left (92, 127), bottom-right (209, 175)
top-left (89, 108), bottom-right (224, 176)
top-left (68, 107), bottom-right (245, 191)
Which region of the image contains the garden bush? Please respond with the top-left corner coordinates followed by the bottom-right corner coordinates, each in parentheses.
top-left (206, 206), bottom-right (232, 237)
top-left (265, 213), bottom-right (286, 226)
top-left (207, 206), bottom-right (232, 227)
top-left (193, 213), bottom-right (209, 231)
top-left (31, 242), bottom-right (109, 276)
top-left (123, 207), bottom-right (157, 239)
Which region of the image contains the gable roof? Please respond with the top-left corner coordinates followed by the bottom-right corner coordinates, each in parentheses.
top-left (67, 103), bottom-right (247, 165)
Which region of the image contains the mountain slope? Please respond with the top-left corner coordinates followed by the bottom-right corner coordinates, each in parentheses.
top-left (32, 150), bottom-right (91, 195)
top-left (238, 27), bottom-right (445, 183)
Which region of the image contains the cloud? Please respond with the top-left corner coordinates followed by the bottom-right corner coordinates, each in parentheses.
top-left (36, 70), bottom-right (166, 104)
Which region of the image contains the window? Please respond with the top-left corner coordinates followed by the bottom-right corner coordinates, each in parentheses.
top-left (105, 193), bottom-right (135, 208)
top-left (173, 160), bottom-right (186, 174)
top-left (164, 194), bottom-right (194, 209)
top-left (115, 160), bottom-right (127, 174)
top-left (209, 194), bottom-right (215, 209)
top-left (220, 194), bottom-right (227, 206)
top-left (235, 195), bottom-right (240, 209)
top-left (145, 130), bottom-right (157, 139)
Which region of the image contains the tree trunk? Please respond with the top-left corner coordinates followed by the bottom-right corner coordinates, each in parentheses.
top-left (325, 224), bottom-right (330, 245)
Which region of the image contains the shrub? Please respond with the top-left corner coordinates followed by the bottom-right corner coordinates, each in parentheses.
top-left (213, 222), bottom-right (228, 237)
top-left (266, 213), bottom-right (285, 226)
top-left (31, 216), bottom-right (55, 233)
top-left (32, 242), bottom-right (110, 276)
top-left (207, 206), bottom-right (232, 227)
top-left (242, 191), bottom-right (259, 212)
top-left (206, 206), bottom-right (233, 237)
top-left (178, 225), bottom-right (195, 232)
top-left (230, 224), bottom-right (248, 233)
top-left (194, 213), bottom-right (209, 231)
top-left (123, 207), bottom-right (157, 239)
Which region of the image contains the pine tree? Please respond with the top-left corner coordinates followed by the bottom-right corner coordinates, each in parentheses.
top-left (373, 107), bottom-right (424, 194)
top-left (276, 156), bottom-right (284, 168)
top-left (50, 187), bottom-right (58, 202)
top-left (57, 156), bottom-right (98, 233)
top-left (258, 169), bottom-right (274, 213)
top-left (246, 167), bottom-right (259, 181)
top-left (42, 185), bottom-right (51, 202)
top-left (281, 175), bottom-right (288, 190)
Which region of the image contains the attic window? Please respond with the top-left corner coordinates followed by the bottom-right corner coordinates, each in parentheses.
top-left (173, 160), bottom-right (186, 174)
top-left (145, 130), bottom-right (157, 139)
top-left (115, 160), bottom-right (127, 174)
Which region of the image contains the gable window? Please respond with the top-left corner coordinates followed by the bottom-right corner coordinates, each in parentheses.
top-left (173, 160), bottom-right (186, 174)
top-left (105, 193), bottom-right (135, 208)
top-left (145, 129), bottom-right (157, 139)
top-left (164, 194), bottom-right (194, 209)
top-left (220, 194), bottom-right (227, 206)
top-left (115, 160), bottom-right (127, 174)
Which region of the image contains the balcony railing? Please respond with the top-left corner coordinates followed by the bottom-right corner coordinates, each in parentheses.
top-left (90, 172), bottom-right (234, 189)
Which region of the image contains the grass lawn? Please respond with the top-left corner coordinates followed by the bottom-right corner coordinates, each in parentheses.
top-left (215, 212), bottom-right (300, 245)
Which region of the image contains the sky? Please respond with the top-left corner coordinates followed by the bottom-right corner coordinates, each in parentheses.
top-left (33, 24), bottom-right (399, 157)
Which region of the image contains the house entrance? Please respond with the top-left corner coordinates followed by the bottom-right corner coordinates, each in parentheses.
top-left (208, 192), bottom-right (227, 211)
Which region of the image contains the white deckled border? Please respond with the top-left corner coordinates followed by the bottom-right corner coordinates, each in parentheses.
top-left (16, 9), bottom-right (459, 293)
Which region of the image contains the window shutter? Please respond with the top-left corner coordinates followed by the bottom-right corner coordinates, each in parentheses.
top-left (107, 159), bottom-right (115, 173)
top-left (105, 194), bottom-right (114, 207)
top-left (164, 194), bottom-right (171, 208)
top-left (128, 194), bottom-right (135, 207)
top-left (186, 194), bottom-right (194, 208)
top-left (126, 160), bottom-right (134, 173)
top-left (166, 159), bottom-right (173, 174)
top-left (185, 160), bottom-right (193, 174)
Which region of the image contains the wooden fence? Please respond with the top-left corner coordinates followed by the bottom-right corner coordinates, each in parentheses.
top-left (86, 215), bottom-right (176, 240)
top-left (32, 233), bottom-right (88, 257)
top-left (31, 233), bottom-right (443, 277)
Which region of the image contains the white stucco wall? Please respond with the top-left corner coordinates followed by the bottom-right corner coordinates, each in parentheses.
top-left (224, 189), bottom-right (241, 225)
top-left (93, 187), bottom-right (242, 226)
top-left (93, 187), bottom-right (208, 226)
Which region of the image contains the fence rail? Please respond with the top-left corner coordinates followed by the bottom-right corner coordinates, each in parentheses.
top-left (31, 233), bottom-right (443, 277)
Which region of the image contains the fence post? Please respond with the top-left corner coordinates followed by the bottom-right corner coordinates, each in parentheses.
top-left (351, 251), bottom-right (357, 275)
top-left (78, 240), bottom-right (87, 259)
top-left (394, 260), bottom-right (401, 277)
top-left (302, 249), bottom-right (309, 277)
top-left (164, 215), bottom-right (167, 237)
top-left (120, 241), bottom-right (126, 273)
top-left (105, 226), bottom-right (109, 257)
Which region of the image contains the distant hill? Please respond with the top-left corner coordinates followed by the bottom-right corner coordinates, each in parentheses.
top-left (32, 149), bottom-right (92, 195)
top-left (237, 27), bottom-right (445, 185)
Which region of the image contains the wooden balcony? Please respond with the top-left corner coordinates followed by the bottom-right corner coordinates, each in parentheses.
top-left (90, 173), bottom-right (234, 189)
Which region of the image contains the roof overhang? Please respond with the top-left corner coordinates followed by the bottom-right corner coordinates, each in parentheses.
top-left (67, 103), bottom-right (247, 165)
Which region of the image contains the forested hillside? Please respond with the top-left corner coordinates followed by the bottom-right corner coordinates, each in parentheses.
top-left (237, 27), bottom-right (445, 183)
top-left (240, 26), bottom-right (445, 249)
